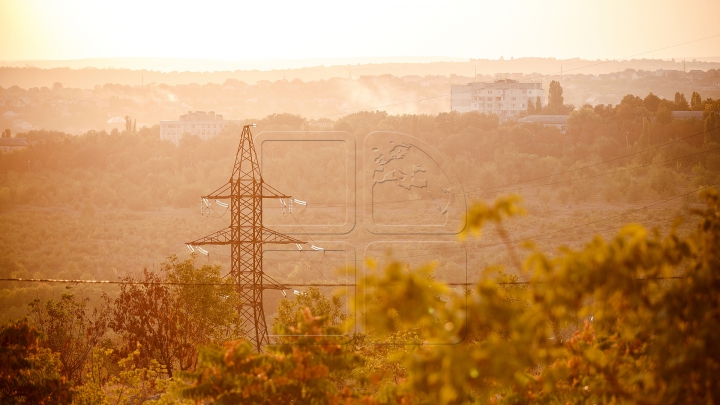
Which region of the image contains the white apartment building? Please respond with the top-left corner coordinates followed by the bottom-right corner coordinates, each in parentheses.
top-left (160, 111), bottom-right (237, 145)
top-left (451, 79), bottom-right (544, 119)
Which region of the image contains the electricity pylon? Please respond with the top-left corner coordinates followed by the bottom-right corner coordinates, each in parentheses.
top-left (187, 124), bottom-right (304, 352)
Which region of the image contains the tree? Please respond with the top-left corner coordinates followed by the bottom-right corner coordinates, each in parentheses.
top-left (535, 96), bottom-right (542, 113)
top-left (566, 107), bottom-right (602, 138)
top-left (690, 91), bottom-right (703, 110)
top-left (547, 80), bottom-right (564, 112)
top-left (527, 98), bottom-right (536, 115)
top-left (107, 256), bottom-right (240, 377)
top-left (705, 112), bottom-right (719, 144)
top-left (656, 105), bottom-right (672, 126)
top-left (0, 320), bottom-right (73, 404)
top-left (643, 92), bottom-right (661, 113)
top-left (124, 116), bottom-right (134, 133)
top-left (1, 129), bottom-right (10, 138)
top-left (28, 291), bottom-right (109, 384)
top-left (639, 117), bottom-right (651, 145)
top-left (674, 92), bottom-right (689, 110)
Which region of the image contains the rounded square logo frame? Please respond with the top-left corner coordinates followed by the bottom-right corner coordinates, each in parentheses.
top-left (256, 131), bottom-right (356, 235)
top-left (363, 131), bottom-right (466, 235)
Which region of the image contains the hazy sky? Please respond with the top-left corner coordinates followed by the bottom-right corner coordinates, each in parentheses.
top-left (2, 0), bottom-right (720, 63)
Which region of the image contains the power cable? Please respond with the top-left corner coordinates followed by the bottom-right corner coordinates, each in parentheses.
top-left (265, 179), bottom-right (714, 265)
top-left (368, 180), bottom-right (718, 262)
top-left (0, 277), bottom-right (683, 287)
top-left (265, 206), bottom-right (691, 269)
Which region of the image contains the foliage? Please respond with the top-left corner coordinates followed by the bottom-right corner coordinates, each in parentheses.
top-left (0, 320), bottom-right (73, 404)
top-left (175, 308), bottom-right (365, 404)
top-left (543, 81), bottom-right (573, 114)
top-left (639, 117), bottom-right (651, 145)
top-left (273, 287), bottom-right (346, 333)
top-left (28, 290), bottom-right (109, 384)
top-left (566, 107), bottom-right (602, 138)
top-left (3, 186), bottom-right (720, 403)
top-left (72, 344), bottom-right (170, 405)
top-left (706, 111), bottom-right (719, 144)
top-left (675, 92), bottom-right (689, 111)
top-left (2, 90), bottom-right (720, 403)
top-left (690, 91), bottom-right (703, 110)
top-left (106, 256), bottom-right (240, 377)
top-left (352, 189), bottom-right (720, 404)
top-left (547, 80), bottom-right (564, 111)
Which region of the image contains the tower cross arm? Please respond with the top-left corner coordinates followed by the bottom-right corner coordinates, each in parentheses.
top-left (200, 183), bottom-right (291, 199)
top-left (262, 274), bottom-right (288, 291)
top-left (186, 228), bottom-right (232, 246)
top-left (186, 227), bottom-right (305, 246)
top-left (262, 227), bottom-right (305, 245)
top-left (202, 182), bottom-right (232, 200)
top-left (261, 183), bottom-right (291, 199)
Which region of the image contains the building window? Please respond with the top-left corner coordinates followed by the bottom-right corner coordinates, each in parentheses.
top-left (512, 97), bottom-right (516, 101)
top-left (488, 91), bottom-right (492, 94)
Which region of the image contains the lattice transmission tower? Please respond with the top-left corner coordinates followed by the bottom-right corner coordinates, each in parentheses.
top-left (186, 124), bottom-right (304, 352)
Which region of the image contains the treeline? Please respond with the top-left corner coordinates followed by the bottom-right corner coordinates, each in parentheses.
top-left (2, 191), bottom-right (720, 404)
top-left (1, 90), bottom-right (720, 284)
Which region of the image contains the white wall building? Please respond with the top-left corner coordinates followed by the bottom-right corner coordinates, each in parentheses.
top-left (160, 111), bottom-right (237, 145)
top-left (451, 79), bottom-right (544, 119)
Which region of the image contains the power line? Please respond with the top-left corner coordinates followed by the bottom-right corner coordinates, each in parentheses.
top-left (357, 180), bottom-right (718, 262)
top-left (265, 181), bottom-right (714, 264)
top-left (0, 277), bottom-right (683, 287)
top-left (3, 207), bottom-right (698, 285)
top-left (204, 211), bottom-right (688, 272)
top-left (2, 187), bottom-right (703, 288)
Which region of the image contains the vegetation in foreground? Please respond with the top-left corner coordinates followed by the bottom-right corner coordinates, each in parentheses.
top-left (1, 189), bottom-right (719, 404)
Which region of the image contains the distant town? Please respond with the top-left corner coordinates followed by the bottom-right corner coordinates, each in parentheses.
top-left (0, 60), bottom-right (718, 138)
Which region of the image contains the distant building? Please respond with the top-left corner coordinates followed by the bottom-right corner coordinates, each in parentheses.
top-left (517, 115), bottom-right (569, 134)
top-left (451, 79), bottom-right (544, 119)
top-left (0, 138), bottom-right (29, 153)
top-left (160, 111), bottom-right (237, 145)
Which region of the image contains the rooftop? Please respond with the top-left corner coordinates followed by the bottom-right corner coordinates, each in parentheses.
top-left (671, 111), bottom-right (704, 119)
top-left (518, 115), bottom-right (569, 124)
top-left (0, 138), bottom-right (29, 147)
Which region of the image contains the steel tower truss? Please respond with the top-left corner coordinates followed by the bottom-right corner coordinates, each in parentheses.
top-left (187, 125), bottom-right (304, 352)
